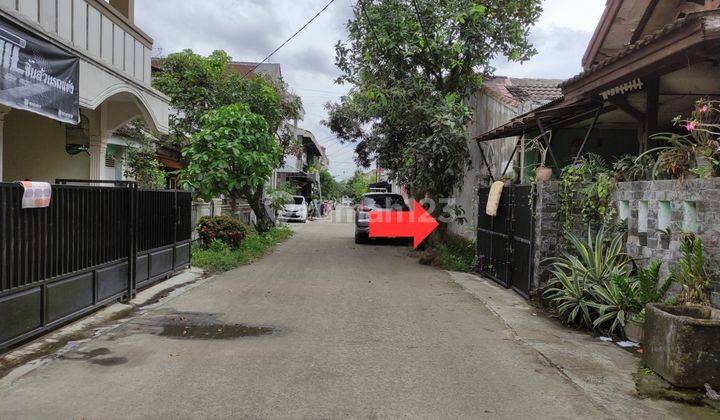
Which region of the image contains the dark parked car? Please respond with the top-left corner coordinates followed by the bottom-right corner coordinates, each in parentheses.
top-left (354, 192), bottom-right (409, 244)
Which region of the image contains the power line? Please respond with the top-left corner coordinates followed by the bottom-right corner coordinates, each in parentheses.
top-left (242, 0), bottom-right (337, 77)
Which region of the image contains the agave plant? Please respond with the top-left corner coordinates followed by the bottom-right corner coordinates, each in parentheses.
top-left (543, 228), bottom-right (631, 329)
top-left (590, 280), bottom-right (629, 334)
top-left (544, 265), bottom-right (595, 328)
top-left (548, 228), bottom-right (630, 284)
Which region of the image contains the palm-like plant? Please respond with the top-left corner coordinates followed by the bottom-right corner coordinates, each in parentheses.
top-left (613, 260), bottom-right (672, 316)
top-left (671, 235), bottom-right (711, 305)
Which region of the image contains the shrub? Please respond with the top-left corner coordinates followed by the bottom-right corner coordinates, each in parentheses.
top-left (671, 234), bottom-right (711, 305)
top-left (418, 234), bottom-right (476, 272)
top-left (543, 228), bottom-right (631, 333)
top-left (192, 227), bottom-right (293, 272)
top-left (613, 260), bottom-right (672, 321)
top-left (197, 216), bottom-right (249, 248)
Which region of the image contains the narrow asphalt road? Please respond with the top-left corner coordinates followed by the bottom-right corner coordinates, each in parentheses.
top-left (1, 206), bottom-right (610, 419)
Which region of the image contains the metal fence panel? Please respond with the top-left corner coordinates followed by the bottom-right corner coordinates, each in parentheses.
top-left (0, 182), bottom-right (192, 350)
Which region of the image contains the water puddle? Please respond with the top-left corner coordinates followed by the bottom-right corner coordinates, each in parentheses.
top-left (125, 312), bottom-right (278, 340)
top-left (59, 347), bottom-right (128, 366)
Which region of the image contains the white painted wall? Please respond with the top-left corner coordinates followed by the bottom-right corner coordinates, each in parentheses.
top-left (3, 0), bottom-right (152, 87)
top-left (0, 0), bottom-right (170, 134)
top-left (2, 108), bottom-right (89, 182)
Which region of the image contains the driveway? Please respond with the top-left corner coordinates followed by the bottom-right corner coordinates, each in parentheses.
top-left (0, 207), bottom-right (629, 418)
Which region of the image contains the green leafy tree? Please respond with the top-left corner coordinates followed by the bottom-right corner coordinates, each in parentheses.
top-left (123, 120), bottom-right (166, 189)
top-left (181, 103), bottom-right (280, 232)
top-left (152, 49), bottom-right (302, 154)
top-left (325, 0), bottom-right (541, 206)
top-left (319, 169), bottom-right (340, 200)
top-left (345, 170), bottom-right (374, 202)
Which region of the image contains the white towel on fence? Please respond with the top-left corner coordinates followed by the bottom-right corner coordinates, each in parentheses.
top-left (485, 181), bottom-right (504, 217)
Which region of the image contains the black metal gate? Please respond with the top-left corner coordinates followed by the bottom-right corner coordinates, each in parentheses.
top-left (0, 181), bottom-right (192, 350)
top-left (476, 184), bottom-right (535, 298)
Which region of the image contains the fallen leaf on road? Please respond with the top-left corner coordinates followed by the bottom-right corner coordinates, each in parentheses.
top-left (169, 353), bottom-right (179, 357)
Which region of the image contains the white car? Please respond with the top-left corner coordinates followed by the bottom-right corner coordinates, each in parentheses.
top-left (279, 195), bottom-right (308, 223)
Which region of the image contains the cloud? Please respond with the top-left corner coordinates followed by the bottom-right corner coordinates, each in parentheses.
top-left (284, 46), bottom-right (339, 78)
top-left (134, 0), bottom-right (606, 179)
top-left (135, 0), bottom-right (284, 58)
top-left (493, 25), bottom-right (594, 79)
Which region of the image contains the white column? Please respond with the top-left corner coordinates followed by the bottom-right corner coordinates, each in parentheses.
top-left (0, 105), bottom-right (11, 182)
top-left (88, 131), bottom-right (109, 181)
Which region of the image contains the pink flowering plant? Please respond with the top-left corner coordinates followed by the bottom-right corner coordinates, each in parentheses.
top-left (648, 98), bottom-right (720, 179)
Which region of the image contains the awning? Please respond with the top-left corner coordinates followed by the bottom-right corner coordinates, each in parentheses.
top-left (476, 98), bottom-right (604, 142)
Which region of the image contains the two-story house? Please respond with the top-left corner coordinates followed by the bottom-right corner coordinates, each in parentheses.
top-left (0, 0), bottom-right (170, 183)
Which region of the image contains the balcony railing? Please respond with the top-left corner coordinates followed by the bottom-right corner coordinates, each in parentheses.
top-left (0, 0), bottom-right (153, 87)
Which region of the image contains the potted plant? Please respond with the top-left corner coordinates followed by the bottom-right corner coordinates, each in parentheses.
top-left (613, 260), bottom-right (672, 343)
top-left (643, 235), bottom-right (720, 388)
top-left (659, 227), bottom-right (671, 250)
top-left (526, 131), bottom-right (553, 182)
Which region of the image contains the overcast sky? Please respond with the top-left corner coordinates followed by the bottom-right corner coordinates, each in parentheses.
top-left (136, 0), bottom-right (606, 180)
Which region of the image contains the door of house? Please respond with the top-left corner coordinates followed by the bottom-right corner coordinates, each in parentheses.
top-left (476, 184), bottom-right (534, 298)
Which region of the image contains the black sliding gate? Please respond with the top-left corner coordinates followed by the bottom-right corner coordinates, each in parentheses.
top-left (0, 181), bottom-right (192, 350)
top-left (476, 184), bottom-right (535, 298)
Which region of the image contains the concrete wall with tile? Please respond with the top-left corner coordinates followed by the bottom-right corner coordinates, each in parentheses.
top-left (532, 179), bottom-right (720, 307)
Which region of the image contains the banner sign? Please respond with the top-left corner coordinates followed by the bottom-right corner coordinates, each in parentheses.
top-left (0, 16), bottom-right (79, 124)
top-left (17, 181), bottom-right (52, 208)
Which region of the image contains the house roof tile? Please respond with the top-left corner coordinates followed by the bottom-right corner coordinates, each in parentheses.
top-left (560, 11), bottom-right (717, 88)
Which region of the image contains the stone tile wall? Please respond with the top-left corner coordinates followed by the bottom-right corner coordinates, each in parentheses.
top-left (532, 179), bottom-right (720, 308)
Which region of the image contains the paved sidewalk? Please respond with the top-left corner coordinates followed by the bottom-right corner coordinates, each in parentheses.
top-left (449, 272), bottom-right (717, 419)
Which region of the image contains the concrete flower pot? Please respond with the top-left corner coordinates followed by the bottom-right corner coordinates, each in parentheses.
top-left (535, 166), bottom-right (552, 182)
top-left (624, 317), bottom-right (644, 343)
top-left (643, 303), bottom-right (720, 388)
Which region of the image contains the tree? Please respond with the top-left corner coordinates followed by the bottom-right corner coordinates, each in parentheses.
top-left (319, 169), bottom-right (340, 200)
top-left (181, 103), bottom-right (280, 232)
top-left (123, 120), bottom-right (167, 189)
top-left (153, 49), bottom-right (302, 155)
top-left (346, 170), bottom-right (374, 202)
top-left (325, 0), bottom-right (541, 205)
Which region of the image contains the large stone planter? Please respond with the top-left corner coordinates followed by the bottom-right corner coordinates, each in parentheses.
top-left (644, 303), bottom-right (720, 388)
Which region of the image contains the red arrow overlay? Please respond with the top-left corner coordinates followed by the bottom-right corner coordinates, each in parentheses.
top-left (369, 199), bottom-right (439, 249)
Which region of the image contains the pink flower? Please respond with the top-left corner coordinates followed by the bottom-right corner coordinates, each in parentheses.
top-left (700, 105), bottom-right (709, 113)
top-left (685, 122), bottom-right (696, 132)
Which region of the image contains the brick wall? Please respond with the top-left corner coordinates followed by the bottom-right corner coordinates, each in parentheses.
top-left (532, 179), bottom-right (720, 308)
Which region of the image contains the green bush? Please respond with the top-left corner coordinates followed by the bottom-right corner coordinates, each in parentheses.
top-left (197, 216), bottom-right (249, 248)
top-left (192, 227), bottom-right (293, 273)
top-left (420, 233), bottom-right (476, 272)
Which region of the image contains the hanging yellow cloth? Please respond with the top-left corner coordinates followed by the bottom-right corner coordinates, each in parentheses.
top-left (486, 181), bottom-right (505, 217)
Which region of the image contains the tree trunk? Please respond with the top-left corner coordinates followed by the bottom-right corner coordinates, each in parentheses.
top-left (248, 188), bottom-right (274, 233)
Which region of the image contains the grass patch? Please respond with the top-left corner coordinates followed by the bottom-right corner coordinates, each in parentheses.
top-left (191, 226), bottom-right (293, 273)
top-left (419, 233), bottom-right (476, 272)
